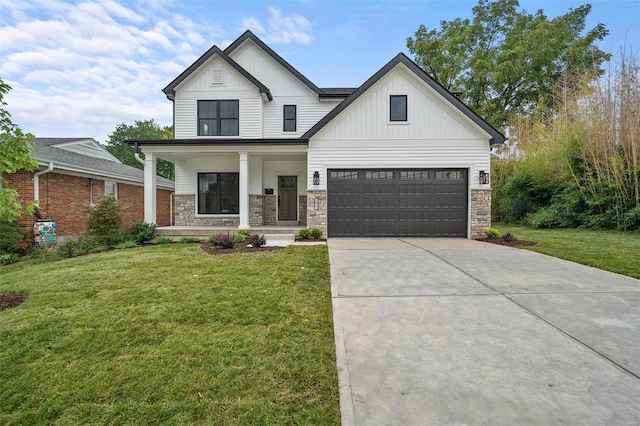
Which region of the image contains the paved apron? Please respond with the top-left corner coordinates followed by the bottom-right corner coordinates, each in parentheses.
top-left (328, 238), bottom-right (640, 425)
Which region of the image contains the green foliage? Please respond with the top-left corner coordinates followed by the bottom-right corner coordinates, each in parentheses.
top-left (206, 233), bottom-right (220, 243)
top-left (87, 197), bottom-right (124, 248)
top-left (56, 234), bottom-right (99, 259)
top-left (249, 234), bottom-right (267, 248)
top-left (406, 0), bottom-right (610, 130)
top-left (213, 233), bottom-right (235, 249)
top-left (151, 236), bottom-right (174, 245)
top-left (309, 228), bottom-right (323, 239)
top-left (0, 219), bottom-right (28, 254)
top-left (104, 119), bottom-right (175, 180)
top-left (297, 229), bottom-right (312, 239)
top-left (234, 232), bottom-right (247, 243)
top-left (127, 221), bottom-right (157, 244)
top-left (498, 174), bottom-right (552, 222)
top-left (623, 206), bottom-right (640, 231)
top-left (237, 228), bottom-right (251, 236)
top-left (179, 236), bottom-right (201, 243)
top-left (0, 79), bottom-right (39, 222)
top-left (0, 253), bottom-right (19, 265)
top-left (115, 240), bottom-right (137, 250)
top-left (483, 227), bottom-right (502, 238)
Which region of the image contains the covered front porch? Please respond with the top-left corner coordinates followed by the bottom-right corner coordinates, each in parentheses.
top-left (131, 139), bottom-right (312, 231)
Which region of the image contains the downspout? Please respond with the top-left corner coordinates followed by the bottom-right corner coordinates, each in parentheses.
top-left (33, 162), bottom-right (54, 204)
top-left (170, 192), bottom-right (175, 226)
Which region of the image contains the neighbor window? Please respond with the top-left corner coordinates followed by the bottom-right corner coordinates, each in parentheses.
top-left (197, 173), bottom-right (239, 214)
top-left (390, 95), bottom-right (407, 121)
top-left (198, 100), bottom-right (239, 136)
top-left (283, 105), bottom-right (297, 132)
top-left (105, 181), bottom-right (117, 198)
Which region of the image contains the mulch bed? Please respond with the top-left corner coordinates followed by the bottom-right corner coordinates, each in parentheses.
top-left (201, 242), bottom-right (285, 255)
top-left (479, 238), bottom-right (537, 247)
top-left (0, 293), bottom-right (28, 311)
top-left (293, 237), bottom-right (327, 242)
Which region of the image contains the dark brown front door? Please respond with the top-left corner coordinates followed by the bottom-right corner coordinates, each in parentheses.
top-left (278, 176), bottom-right (297, 221)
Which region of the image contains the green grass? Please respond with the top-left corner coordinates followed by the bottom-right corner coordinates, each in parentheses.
top-left (0, 245), bottom-right (339, 424)
top-left (493, 223), bottom-right (640, 279)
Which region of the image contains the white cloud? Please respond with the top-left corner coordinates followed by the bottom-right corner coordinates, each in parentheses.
top-left (242, 6), bottom-right (312, 45)
top-left (0, 0), bottom-right (224, 142)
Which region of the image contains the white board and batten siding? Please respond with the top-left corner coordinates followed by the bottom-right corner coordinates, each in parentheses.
top-left (308, 64), bottom-right (492, 189)
top-left (173, 56), bottom-right (263, 139)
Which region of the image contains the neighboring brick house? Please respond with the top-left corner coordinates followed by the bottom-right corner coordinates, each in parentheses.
top-left (130, 31), bottom-right (504, 238)
top-left (4, 138), bottom-right (174, 242)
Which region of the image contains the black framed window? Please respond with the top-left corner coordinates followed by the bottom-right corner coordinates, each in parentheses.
top-left (198, 100), bottom-right (239, 136)
top-left (283, 105), bottom-right (297, 132)
top-left (197, 172), bottom-right (239, 214)
top-left (390, 95), bottom-right (407, 121)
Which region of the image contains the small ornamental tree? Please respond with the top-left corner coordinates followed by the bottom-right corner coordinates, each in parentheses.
top-left (0, 79), bottom-right (39, 222)
top-left (87, 196), bottom-right (124, 248)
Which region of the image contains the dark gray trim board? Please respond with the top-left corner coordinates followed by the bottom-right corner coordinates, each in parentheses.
top-left (128, 138), bottom-right (309, 149)
top-left (163, 45), bottom-right (272, 101)
top-left (302, 53), bottom-right (505, 145)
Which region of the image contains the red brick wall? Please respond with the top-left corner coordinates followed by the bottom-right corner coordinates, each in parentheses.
top-left (5, 171), bottom-right (173, 237)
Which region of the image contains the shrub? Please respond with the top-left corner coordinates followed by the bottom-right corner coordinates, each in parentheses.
top-left (0, 253), bottom-right (19, 265)
top-left (179, 236), bottom-right (201, 244)
top-left (213, 233), bottom-right (235, 249)
top-left (502, 232), bottom-right (517, 242)
top-left (234, 232), bottom-right (247, 243)
top-left (127, 221), bottom-right (157, 244)
top-left (0, 219), bottom-right (28, 254)
top-left (249, 234), bottom-right (267, 248)
top-left (27, 247), bottom-right (58, 263)
top-left (87, 197), bottom-right (124, 248)
top-left (115, 240), bottom-right (137, 249)
top-left (206, 233), bottom-right (219, 243)
top-left (56, 234), bottom-right (99, 258)
top-left (298, 229), bottom-right (312, 239)
top-left (309, 228), bottom-right (323, 239)
top-left (483, 227), bottom-right (501, 238)
top-left (151, 236), bottom-right (174, 245)
top-left (623, 206), bottom-right (640, 231)
top-left (237, 228), bottom-right (251, 236)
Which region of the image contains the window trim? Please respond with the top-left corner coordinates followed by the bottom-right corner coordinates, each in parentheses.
top-left (197, 172), bottom-right (240, 215)
top-left (389, 94), bottom-right (408, 123)
top-left (197, 100), bottom-right (239, 137)
top-left (283, 104), bottom-right (297, 132)
top-left (104, 181), bottom-right (117, 199)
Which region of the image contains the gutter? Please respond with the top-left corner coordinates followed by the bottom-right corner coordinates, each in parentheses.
top-left (133, 144), bottom-right (145, 166)
top-left (33, 162), bottom-right (54, 202)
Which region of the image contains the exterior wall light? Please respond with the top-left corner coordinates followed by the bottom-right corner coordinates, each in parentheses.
top-left (314, 198), bottom-right (319, 210)
top-left (313, 171), bottom-right (320, 186)
top-left (479, 170), bottom-right (490, 185)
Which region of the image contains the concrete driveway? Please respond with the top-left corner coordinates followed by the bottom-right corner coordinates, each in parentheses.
top-left (329, 238), bottom-right (640, 425)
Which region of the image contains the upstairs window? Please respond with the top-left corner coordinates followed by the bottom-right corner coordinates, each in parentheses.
top-left (283, 105), bottom-right (297, 132)
top-left (390, 95), bottom-right (407, 122)
top-left (198, 100), bottom-right (239, 136)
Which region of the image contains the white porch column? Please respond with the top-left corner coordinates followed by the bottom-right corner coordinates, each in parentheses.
top-left (144, 152), bottom-right (157, 224)
top-left (238, 151), bottom-right (250, 230)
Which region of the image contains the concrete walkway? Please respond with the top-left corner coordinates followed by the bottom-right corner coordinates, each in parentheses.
top-left (328, 238), bottom-right (640, 425)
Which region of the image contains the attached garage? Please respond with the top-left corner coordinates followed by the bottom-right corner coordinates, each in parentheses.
top-left (327, 168), bottom-right (468, 237)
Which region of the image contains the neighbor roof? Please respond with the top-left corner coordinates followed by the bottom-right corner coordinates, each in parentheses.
top-left (32, 138), bottom-right (174, 189)
top-left (302, 53), bottom-right (506, 145)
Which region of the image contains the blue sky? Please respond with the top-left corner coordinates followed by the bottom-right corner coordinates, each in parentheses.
top-left (1, 0), bottom-right (638, 143)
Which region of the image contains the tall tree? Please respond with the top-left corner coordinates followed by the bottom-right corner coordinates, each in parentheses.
top-left (105, 119), bottom-right (175, 180)
top-left (0, 79), bottom-right (39, 222)
top-left (406, 0), bottom-right (610, 130)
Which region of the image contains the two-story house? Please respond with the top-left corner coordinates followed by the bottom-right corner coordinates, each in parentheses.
top-left (128, 30), bottom-right (504, 238)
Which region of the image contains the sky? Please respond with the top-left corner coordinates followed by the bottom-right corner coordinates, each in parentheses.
top-left (1, 0), bottom-right (638, 144)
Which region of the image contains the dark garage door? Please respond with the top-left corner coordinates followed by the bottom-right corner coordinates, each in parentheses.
top-left (327, 169), bottom-right (468, 237)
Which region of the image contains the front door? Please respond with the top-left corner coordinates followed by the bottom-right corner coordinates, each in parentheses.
top-left (278, 176), bottom-right (297, 221)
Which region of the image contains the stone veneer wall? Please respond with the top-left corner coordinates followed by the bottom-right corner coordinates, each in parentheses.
top-left (263, 195), bottom-right (276, 225)
top-left (470, 188), bottom-right (491, 238)
top-left (174, 194), bottom-right (239, 226)
top-left (249, 195), bottom-right (263, 227)
top-left (298, 195), bottom-right (307, 226)
top-left (306, 190), bottom-right (327, 235)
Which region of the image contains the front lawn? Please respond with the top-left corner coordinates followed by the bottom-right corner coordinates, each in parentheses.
top-left (492, 223), bottom-right (640, 279)
top-left (0, 245), bottom-right (339, 424)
